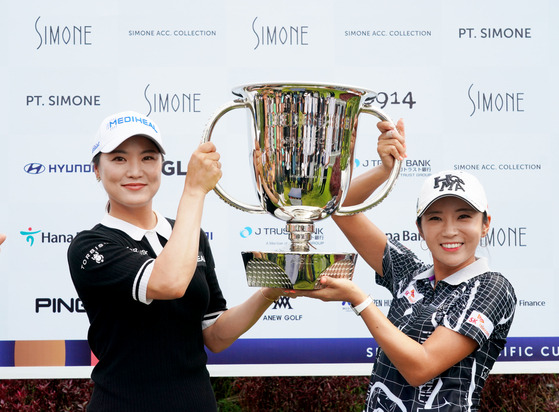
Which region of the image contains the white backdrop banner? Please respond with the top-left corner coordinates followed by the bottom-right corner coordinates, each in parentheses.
top-left (0, 0), bottom-right (557, 378)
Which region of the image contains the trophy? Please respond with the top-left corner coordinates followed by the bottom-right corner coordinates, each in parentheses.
top-left (202, 83), bottom-right (400, 289)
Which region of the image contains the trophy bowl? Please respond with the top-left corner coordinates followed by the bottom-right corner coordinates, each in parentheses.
top-left (202, 83), bottom-right (401, 289)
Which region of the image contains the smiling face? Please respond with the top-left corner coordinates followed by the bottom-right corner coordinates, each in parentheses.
top-left (417, 196), bottom-right (491, 278)
top-left (94, 135), bottom-right (162, 219)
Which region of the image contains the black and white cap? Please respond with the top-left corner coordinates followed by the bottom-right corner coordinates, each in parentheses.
top-left (416, 170), bottom-right (488, 218)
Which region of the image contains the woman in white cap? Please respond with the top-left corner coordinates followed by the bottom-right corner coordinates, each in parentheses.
top-left (67, 111), bottom-right (283, 411)
top-left (293, 119), bottom-right (516, 411)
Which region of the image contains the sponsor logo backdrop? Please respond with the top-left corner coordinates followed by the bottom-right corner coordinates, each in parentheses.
top-left (0, 0), bottom-right (557, 377)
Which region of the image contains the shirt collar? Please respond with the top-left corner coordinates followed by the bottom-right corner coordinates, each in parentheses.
top-left (414, 257), bottom-right (490, 285)
top-left (100, 211), bottom-right (172, 241)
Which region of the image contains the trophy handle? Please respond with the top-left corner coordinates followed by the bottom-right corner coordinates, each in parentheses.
top-left (201, 99), bottom-right (268, 214)
top-left (336, 104), bottom-right (402, 216)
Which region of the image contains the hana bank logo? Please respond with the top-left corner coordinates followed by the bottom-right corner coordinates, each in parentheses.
top-left (20, 227), bottom-right (41, 246)
top-left (240, 227), bottom-right (253, 238)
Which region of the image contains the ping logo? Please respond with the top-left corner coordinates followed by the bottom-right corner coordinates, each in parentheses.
top-left (433, 174), bottom-right (465, 192)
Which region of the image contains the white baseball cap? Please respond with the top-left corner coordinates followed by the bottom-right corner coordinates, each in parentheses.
top-left (416, 170), bottom-right (488, 218)
top-left (91, 111), bottom-right (165, 160)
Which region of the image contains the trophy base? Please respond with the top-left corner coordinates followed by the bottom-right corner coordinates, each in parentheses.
top-left (241, 251), bottom-right (357, 290)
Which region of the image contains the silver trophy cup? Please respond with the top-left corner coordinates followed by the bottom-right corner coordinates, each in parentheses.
top-left (202, 83), bottom-right (400, 289)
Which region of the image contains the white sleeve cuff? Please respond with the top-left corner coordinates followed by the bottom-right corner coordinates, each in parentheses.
top-left (133, 259), bottom-right (154, 305)
top-left (202, 311), bottom-right (225, 330)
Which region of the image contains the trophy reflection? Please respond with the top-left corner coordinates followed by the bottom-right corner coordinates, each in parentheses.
top-left (202, 83), bottom-right (400, 289)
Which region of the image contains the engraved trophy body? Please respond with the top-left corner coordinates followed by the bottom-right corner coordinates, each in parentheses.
top-left (202, 83), bottom-right (400, 289)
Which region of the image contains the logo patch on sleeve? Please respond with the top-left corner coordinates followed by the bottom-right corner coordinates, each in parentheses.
top-left (467, 310), bottom-right (494, 338)
top-left (197, 252), bottom-right (206, 266)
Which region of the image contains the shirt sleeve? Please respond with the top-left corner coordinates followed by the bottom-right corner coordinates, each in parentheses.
top-left (441, 272), bottom-right (517, 346)
top-left (67, 229), bottom-right (155, 305)
top-left (199, 229), bottom-right (228, 330)
top-left (376, 239), bottom-right (429, 297)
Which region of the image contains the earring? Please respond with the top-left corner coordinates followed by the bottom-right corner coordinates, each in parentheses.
top-left (420, 239), bottom-right (429, 251)
top-left (96, 175), bottom-right (101, 182)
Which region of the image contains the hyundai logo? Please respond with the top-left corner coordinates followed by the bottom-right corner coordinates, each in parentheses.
top-left (24, 163), bottom-right (46, 174)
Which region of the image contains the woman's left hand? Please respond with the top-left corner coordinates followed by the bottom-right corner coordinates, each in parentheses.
top-left (288, 276), bottom-right (368, 306)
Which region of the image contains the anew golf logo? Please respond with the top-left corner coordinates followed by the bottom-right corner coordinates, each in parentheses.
top-left (433, 174), bottom-right (465, 192)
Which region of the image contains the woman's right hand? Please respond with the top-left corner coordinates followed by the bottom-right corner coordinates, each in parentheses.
top-left (377, 118), bottom-right (406, 173)
top-left (184, 142), bottom-right (222, 196)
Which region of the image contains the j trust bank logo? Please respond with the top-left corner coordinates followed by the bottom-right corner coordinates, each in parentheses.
top-left (240, 226), bottom-right (325, 238)
top-left (240, 227), bottom-right (253, 238)
top-left (239, 226), bottom-right (290, 238)
top-left (354, 158), bottom-right (432, 178)
top-left (34, 16), bottom-right (92, 50)
top-left (240, 226), bottom-right (324, 246)
top-left (251, 16), bottom-right (309, 50)
top-left (144, 84), bottom-right (202, 116)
